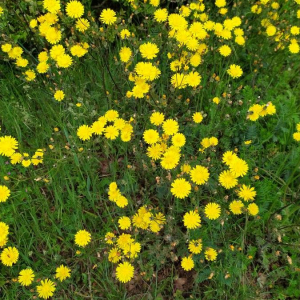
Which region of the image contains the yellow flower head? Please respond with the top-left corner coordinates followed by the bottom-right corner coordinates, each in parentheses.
top-left (238, 185), bottom-right (256, 201)
top-left (54, 90), bottom-right (65, 101)
top-left (181, 256), bottom-right (194, 271)
top-left (74, 229), bottom-right (91, 247)
top-left (154, 8), bottom-right (168, 22)
top-left (188, 239), bottom-right (202, 254)
top-left (139, 42), bottom-right (159, 60)
top-left (247, 203), bottom-right (259, 216)
top-left (116, 262), bottom-right (134, 283)
top-left (0, 185), bottom-right (10, 203)
top-left (219, 170), bottom-right (238, 189)
top-left (118, 216), bottom-right (131, 230)
top-left (0, 246), bottom-right (19, 266)
top-left (18, 269), bottom-right (35, 286)
top-left (100, 8), bottom-right (117, 25)
top-left (227, 64), bottom-right (243, 79)
top-left (205, 247), bottom-right (217, 261)
top-left (229, 200), bottom-right (244, 215)
top-left (66, 0), bottom-right (84, 18)
top-left (150, 112), bottom-right (165, 126)
top-left (183, 210), bottom-right (201, 229)
top-left (204, 203), bottom-right (221, 220)
top-left (37, 279), bottom-right (56, 299)
top-left (55, 265), bottom-right (71, 282)
top-left (190, 165), bottom-right (210, 185)
top-left (171, 178), bottom-right (191, 199)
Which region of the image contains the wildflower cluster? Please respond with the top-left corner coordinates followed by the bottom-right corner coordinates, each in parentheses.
top-left (251, 0), bottom-right (300, 53)
top-left (104, 205), bottom-right (165, 282)
top-left (77, 110), bottom-right (134, 142)
top-left (247, 102), bottom-right (276, 121)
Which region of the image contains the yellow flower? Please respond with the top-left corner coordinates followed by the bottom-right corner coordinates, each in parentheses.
top-left (8, 46), bottom-right (23, 59)
top-left (54, 90), bottom-right (65, 101)
top-left (55, 265), bottom-right (71, 281)
top-left (183, 210), bottom-right (201, 229)
top-left (1, 43), bottom-right (12, 53)
top-left (116, 196), bottom-right (129, 208)
top-left (293, 132), bottom-right (300, 141)
top-left (219, 45), bottom-right (231, 56)
top-left (188, 239), bottom-right (202, 254)
top-left (247, 203), bottom-right (259, 216)
top-left (105, 232), bottom-right (116, 244)
top-left (74, 229), bottom-right (91, 247)
top-left (229, 157), bottom-right (248, 177)
top-left (181, 164), bottom-right (191, 174)
top-left (18, 269), bottom-right (35, 286)
top-left (56, 54), bottom-right (73, 68)
top-left (219, 170), bottom-right (238, 189)
top-left (37, 279), bottom-right (56, 299)
top-left (70, 45), bottom-right (88, 57)
top-left (30, 19), bottom-right (38, 28)
top-left (135, 62), bottom-right (161, 81)
top-left (172, 133), bottom-right (186, 147)
top-left (77, 125), bottom-right (93, 141)
top-left (0, 247), bottom-right (19, 266)
top-left (118, 216), bottom-right (131, 230)
top-left (205, 247), bottom-right (217, 261)
top-left (16, 58), bottom-right (28, 68)
top-left (193, 112), bottom-right (203, 123)
top-left (190, 53), bottom-right (201, 67)
top-left (21, 153), bottom-right (31, 167)
top-left (143, 129), bottom-right (160, 144)
top-left (168, 14), bottom-right (188, 31)
top-left (38, 51), bottom-right (49, 62)
top-left (24, 69), bottom-right (36, 81)
top-left (50, 44), bottom-right (65, 60)
top-left (186, 71), bottom-right (201, 87)
top-left (66, 0), bottom-right (84, 18)
top-left (162, 119), bottom-right (179, 136)
top-left (139, 42), bottom-right (159, 60)
top-left (37, 62), bottom-right (49, 74)
top-left (204, 203), bottom-right (221, 220)
top-left (171, 73), bottom-right (188, 89)
top-left (120, 29), bottom-right (130, 39)
top-left (181, 257), bottom-right (194, 271)
top-left (238, 185), bottom-right (256, 201)
top-left (108, 247), bottom-right (122, 263)
top-left (105, 110), bottom-right (119, 121)
top-left (190, 165), bottom-right (210, 185)
top-left (289, 42), bottom-right (299, 54)
top-left (45, 27), bottom-right (62, 44)
top-left (0, 185), bottom-right (10, 203)
top-left (104, 125), bottom-right (119, 140)
top-left (100, 8), bottom-right (117, 25)
top-left (248, 104), bottom-right (263, 121)
top-left (43, 0), bottom-right (61, 13)
top-left (119, 47), bottom-right (132, 63)
top-left (266, 25), bottom-right (276, 36)
top-left (171, 178), bottom-right (191, 199)
top-left (154, 8), bottom-right (168, 22)
top-left (116, 262), bottom-right (134, 283)
top-left (161, 147), bottom-right (181, 169)
top-left (227, 64), bottom-right (243, 79)
top-left (150, 112), bottom-right (165, 126)
top-left (76, 18), bottom-right (90, 32)
top-left (229, 200), bottom-right (244, 215)
top-left (215, 0), bottom-right (226, 8)
top-left (147, 144), bottom-right (163, 160)
top-left (0, 135), bottom-right (18, 156)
